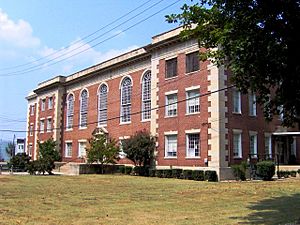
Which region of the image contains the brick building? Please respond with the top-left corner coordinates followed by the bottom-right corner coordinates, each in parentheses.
top-left (26, 27), bottom-right (300, 180)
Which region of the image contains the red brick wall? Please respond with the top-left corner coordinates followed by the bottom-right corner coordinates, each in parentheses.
top-left (26, 103), bottom-right (37, 157)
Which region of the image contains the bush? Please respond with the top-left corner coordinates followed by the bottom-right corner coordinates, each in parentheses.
top-left (149, 169), bottom-right (156, 177)
top-left (256, 161), bottom-right (275, 181)
top-left (133, 166), bottom-right (150, 176)
top-left (124, 166), bottom-right (133, 175)
top-left (182, 170), bottom-right (193, 180)
top-left (231, 161), bottom-right (247, 181)
top-left (205, 170), bottom-right (218, 182)
top-left (155, 170), bottom-right (163, 178)
top-left (27, 161), bottom-right (38, 175)
top-left (171, 169), bottom-right (183, 179)
top-left (290, 171), bottom-right (297, 177)
top-left (8, 153), bottom-right (31, 172)
top-left (161, 169), bottom-right (172, 178)
top-left (298, 169), bottom-right (300, 175)
top-left (192, 170), bottom-right (204, 181)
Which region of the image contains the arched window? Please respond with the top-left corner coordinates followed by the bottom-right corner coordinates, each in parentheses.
top-left (98, 84), bottom-right (108, 126)
top-left (80, 89), bottom-right (88, 128)
top-left (66, 94), bottom-right (74, 129)
top-left (120, 77), bottom-right (132, 123)
top-left (141, 71), bottom-right (151, 120)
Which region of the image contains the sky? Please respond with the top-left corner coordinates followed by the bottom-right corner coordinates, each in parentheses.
top-left (0, 0), bottom-right (186, 141)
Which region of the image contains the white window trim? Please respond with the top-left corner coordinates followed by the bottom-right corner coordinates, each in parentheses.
top-left (41, 99), bottom-right (46, 111)
top-left (164, 90), bottom-right (178, 96)
top-left (28, 143), bottom-right (33, 156)
top-left (78, 141), bottom-right (87, 158)
top-left (233, 129), bottom-right (242, 158)
top-left (98, 83), bottom-right (108, 127)
top-left (233, 89), bottom-right (242, 114)
top-left (264, 133), bottom-right (272, 159)
top-left (165, 93), bottom-right (178, 117)
top-left (120, 76), bottom-right (132, 124)
top-left (40, 119), bottom-right (45, 133)
top-left (186, 88), bottom-right (200, 115)
top-left (65, 141), bottom-right (73, 158)
top-left (66, 93), bottom-right (74, 131)
top-left (185, 133), bottom-right (200, 159)
top-left (29, 123), bottom-right (34, 136)
top-left (48, 97), bottom-right (53, 110)
top-left (185, 129), bottom-right (201, 134)
top-left (141, 71), bottom-right (151, 122)
top-left (79, 89), bottom-right (88, 129)
top-left (249, 131), bottom-right (258, 158)
top-left (46, 117), bottom-right (52, 133)
top-left (164, 134), bottom-right (177, 159)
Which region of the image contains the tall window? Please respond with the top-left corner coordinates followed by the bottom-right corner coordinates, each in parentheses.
top-left (165, 135), bottom-right (177, 157)
top-left (30, 105), bottom-right (35, 116)
top-left (40, 119), bottom-right (45, 133)
top-left (46, 118), bottom-right (52, 132)
top-left (65, 142), bottom-right (72, 157)
top-left (66, 94), bottom-right (74, 130)
top-left (48, 97), bottom-right (53, 110)
top-left (249, 92), bottom-right (257, 116)
top-left (166, 94), bottom-right (177, 117)
top-left (120, 77), bottom-right (132, 123)
top-left (78, 142), bottom-right (86, 158)
top-left (142, 71), bottom-right (151, 120)
top-left (98, 84), bottom-right (108, 126)
top-left (233, 130), bottom-right (242, 158)
top-left (28, 144), bottom-right (33, 156)
top-left (29, 124), bottom-right (34, 136)
top-left (80, 89), bottom-right (88, 128)
top-left (186, 89), bottom-right (200, 114)
top-left (249, 132), bottom-right (257, 158)
top-left (264, 134), bottom-right (272, 159)
top-left (41, 99), bottom-right (46, 111)
top-left (186, 52), bottom-right (199, 73)
top-left (165, 58), bottom-right (177, 78)
top-left (186, 133), bottom-right (200, 157)
top-left (233, 89), bottom-right (241, 113)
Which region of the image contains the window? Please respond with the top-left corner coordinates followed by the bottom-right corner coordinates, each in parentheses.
top-left (249, 132), bottom-right (257, 158)
top-left (78, 142), bottom-right (86, 158)
top-left (80, 90), bottom-right (88, 128)
top-left (41, 99), bottom-right (46, 111)
top-left (119, 140), bottom-right (127, 159)
top-left (233, 89), bottom-right (241, 113)
top-left (264, 134), bottom-right (272, 159)
top-left (46, 118), bottom-right (52, 132)
top-left (166, 94), bottom-right (177, 117)
top-left (186, 52), bottom-right (199, 73)
top-left (65, 142), bottom-right (72, 157)
top-left (233, 131), bottom-right (242, 158)
top-left (165, 58), bottom-right (177, 78)
top-left (98, 84), bottom-right (108, 126)
top-left (291, 137), bottom-right (297, 156)
top-left (48, 97), bottom-right (53, 110)
top-left (40, 119), bottom-right (45, 133)
top-left (186, 89), bottom-right (200, 114)
top-left (142, 71), bottom-right (151, 120)
top-left (120, 77), bottom-right (132, 123)
top-left (66, 94), bottom-right (74, 130)
top-left (186, 133), bottom-right (200, 157)
top-left (249, 92), bottom-right (257, 116)
top-left (165, 135), bottom-right (177, 157)
top-left (30, 105), bottom-right (35, 116)
top-left (28, 144), bottom-right (33, 156)
top-left (29, 124), bottom-right (34, 136)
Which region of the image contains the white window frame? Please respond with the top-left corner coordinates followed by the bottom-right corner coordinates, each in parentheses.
top-left (186, 132), bottom-right (200, 158)
top-left (66, 94), bottom-right (74, 130)
top-left (48, 97), bottom-right (53, 110)
top-left (233, 89), bottom-right (241, 113)
top-left (46, 117), bottom-right (52, 133)
top-left (186, 88), bottom-right (200, 114)
top-left (165, 93), bottom-right (177, 117)
top-left (40, 119), bottom-right (45, 133)
top-left (249, 131), bottom-right (258, 158)
top-left (29, 123), bottom-right (34, 136)
top-left (79, 89), bottom-right (88, 129)
top-left (120, 77), bottom-right (132, 124)
top-left (264, 133), bottom-right (272, 159)
top-left (98, 84), bottom-right (108, 126)
top-left (165, 134), bottom-right (177, 158)
top-left (141, 71), bottom-right (151, 121)
top-left (233, 129), bottom-right (242, 158)
top-left (65, 142), bottom-right (72, 158)
top-left (78, 141), bottom-right (87, 158)
top-left (41, 99), bottom-right (46, 111)
top-left (249, 92), bottom-right (257, 116)
top-left (28, 143), bottom-right (33, 157)
top-left (30, 105), bottom-right (35, 116)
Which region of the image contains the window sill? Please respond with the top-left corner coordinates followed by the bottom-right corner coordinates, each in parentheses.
top-left (165, 76), bottom-right (178, 81)
top-left (233, 157), bottom-right (243, 159)
top-left (164, 156), bottom-right (177, 159)
top-left (164, 115), bottom-right (177, 118)
top-left (232, 112), bottom-right (242, 115)
top-left (185, 157), bottom-right (201, 159)
top-left (120, 122), bottom-right (131, 125)
top-left (249, 114), bottom-right (257, 117)
top-left (64, 156), bottom-right (72, 158)
top-left (97, 124), bottom-right (107, 128)
top-left (79, 127), bottom-right (87, 130)
top-left (66, 128), bottom-right (73, 132)
top-left (185, 70), bottom-right (199, 76)
top-left (185, 112), bottom-right (200, 116)
top-left (141, 119), bottom-right (151, 123)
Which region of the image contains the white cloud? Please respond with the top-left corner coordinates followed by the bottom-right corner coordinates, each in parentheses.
top-left (0, 9), bottom-right (40, 48)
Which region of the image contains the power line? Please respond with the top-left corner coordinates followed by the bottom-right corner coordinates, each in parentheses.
top-left (0, 0), bottom-right (181, 77)
top-left (0, 85), bottom-right (235, 133)
top-left (0, 0), bottom-right (153, 72)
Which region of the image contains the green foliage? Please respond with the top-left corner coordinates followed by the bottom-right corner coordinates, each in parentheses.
top-left (167, 0), bottom-right (300, 126)
top-left (86, 133), bottom-right (120, 174)
top-left (171, 169), bottom-right (183, 179)
top-left (149, 169), bottom-right (156, 177)
top-left (192, 170), bottom-right (205, 181)
top-left (231, 161), bottom-right (248, 181)
top-left (182, 170), bottom-right (193, 180)
top-left (155, 170), bottom-right (163, 178)
top-left (122, 130), bottom-right (155, 168)
top-left (205, 170), bottom-right (218, 182)
top-left (277, 170), bottom-right (297, 178)
top-left (124, 166), bottom-right (133, 175)
top-left (5, 142), bottom-right (15, 158)
top-left (298, 169), bottom-right (300, 175)
top-left (256, 161), bottom-right (275, 181)
top-left (8, 153), bottom-right (30, 172)
top-left (133, 166), bottom-right (150, 176)
top-left (162, 169), bottom-right (172, 178)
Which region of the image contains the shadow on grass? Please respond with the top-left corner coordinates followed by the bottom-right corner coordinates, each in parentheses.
top-left (231, 193), bottom-right (300, 224)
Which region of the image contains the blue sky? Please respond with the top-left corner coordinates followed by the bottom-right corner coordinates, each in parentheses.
top-left (0, 0), bottom-right (186, 140)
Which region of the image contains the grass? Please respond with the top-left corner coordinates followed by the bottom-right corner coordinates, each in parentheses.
top-left (1, 175), bottom-right (300, 225)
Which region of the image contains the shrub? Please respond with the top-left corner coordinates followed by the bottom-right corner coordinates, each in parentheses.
top-left (192, 170), bottom-right (204, 181)
top-left (124, 166), bottom-right (133, 175)
top-left (171, 169), bottom-right (183, 179)
top-left (27, 161), bottom-right (38, 175)
top-left (290, 171), bottom-right (297, 177)
top-left (155, 170), bottom-right (163, 178)
top-left (149, 169), bottom-right (156, 177)
top-left (298, 169), bottom-right (300, 175)
top-left (205, 170), bottom-right (218, 182)
top-left (133, 166), bottom-right (150, 176)
top-left (256, 161), bottom-right (275, 181)
top-left (8, 153), bottom-right (30, 172)
top-left (182, 170), bottom-right (193, 180)
top-left (231, 161), bottom-right (247, 181)
top-left (162, 169), bottom-right (172, 178)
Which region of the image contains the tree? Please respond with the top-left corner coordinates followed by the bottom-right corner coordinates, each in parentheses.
top-left (166, 0), bottom-right (300, 127)
top-left (122, 130), bottom-right (155, 175)
top-left (37, 139), bottom-right (61, 175)
top-left (8, 153), bottom-right (31, 172)
top-left (86, 133), bottom-right (120, 174)
top-left (5, 142), bottom-right (15, 158)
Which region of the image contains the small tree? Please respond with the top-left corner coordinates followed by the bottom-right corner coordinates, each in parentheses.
top-left (5, 142), bottom-right (15, 159)
top-left (8, 153), bottom-right (31, 172)
top-left (122, 130), bottom-right (155, 175)
top-left (37, 139), bottom-right (61, 175)
top-left (86, 133), bottom-right (120, 174)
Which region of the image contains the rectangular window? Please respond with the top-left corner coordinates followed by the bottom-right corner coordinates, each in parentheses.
top-left (41, 99), bottom-right (46, 111)
top-left (249, 132), bottom-right (257, 158)
top-left (78, 142), bottom-right (86, 158)
top-left (30, 105), bottom-right (35, 116)
top-left (166, 94), bottom-right (177, 117)
top-left (165, 135), bottom-right (177, 157)
top-left (119, 140), bottom-right (127, 159)
top-left (186, 89), bottom-right (200, 114)
top-left (249, 92), bottom-right (257, 116)
top-left (186, 133), bottom-right (200, 157)
top-left (65, 142), bottom-right (72, 157)
top-left (186, 52), bottom-right (199, 73)
top-left (28, 144), bottom-right (33, 156)
top-left (233, 89), bottom-right (241, 113)
top-left (29, 124), bottom-right (34, 136)
top-left (46, 118), bottom-right (52, 132)
top-left (264, 135), bottom-right (272, 159)
top-left (67, 99), bottom-right (74, 130)
top-left (48, 97), bottom-right (53, 110)
top-left (233, 131), bottom-right (242, 158)
top-left (40, 119), bottom-right (44, 133)
top-left (165, 58), bottom-right (177, 78)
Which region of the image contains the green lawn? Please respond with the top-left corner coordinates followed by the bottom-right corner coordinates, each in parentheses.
top-left (1, 175), bottom-right (300, 225)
